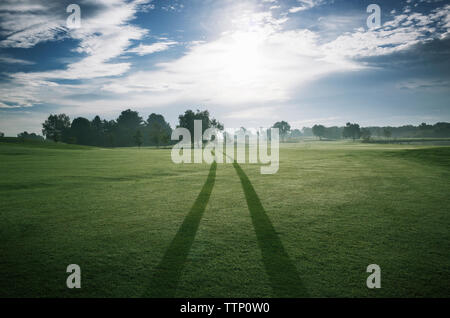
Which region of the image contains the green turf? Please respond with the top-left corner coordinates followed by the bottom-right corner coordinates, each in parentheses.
top-left (144, 161), bottom-right (217, 297)
top-left (0, 140), bottom-right (449, 297)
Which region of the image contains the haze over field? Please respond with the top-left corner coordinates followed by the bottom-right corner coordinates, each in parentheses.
top-left (0, 0), bottom-right (449, 136)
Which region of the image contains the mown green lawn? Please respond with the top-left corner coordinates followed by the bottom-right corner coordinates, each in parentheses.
top-left (0, 140), bottom-right (449, 297)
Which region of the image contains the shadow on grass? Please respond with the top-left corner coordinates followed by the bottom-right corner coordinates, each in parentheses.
top-left (143, 162), bottom-right (217, 298)
top-left (233, 162), bottom-right (309, 297)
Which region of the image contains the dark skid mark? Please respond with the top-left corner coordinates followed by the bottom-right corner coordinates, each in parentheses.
top-left (232, 162), bottom-right (308, 297)
top-left (143, 162), bottom-right (217, 298)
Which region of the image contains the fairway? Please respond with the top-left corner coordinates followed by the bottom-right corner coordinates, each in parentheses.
top-left (0, 141), bottom-right (449, 297)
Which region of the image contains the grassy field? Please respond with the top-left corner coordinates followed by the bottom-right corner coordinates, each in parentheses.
top-left (0, 140), bottom-right (449, 297)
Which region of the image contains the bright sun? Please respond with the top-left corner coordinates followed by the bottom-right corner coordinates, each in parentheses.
top-left (223, 30), bottom-right (265, 85)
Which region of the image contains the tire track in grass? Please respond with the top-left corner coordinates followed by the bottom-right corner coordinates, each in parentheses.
top-left (232, 162), bottom-right (309, 297)
top-left (144, 162), bottom-right (217, 297)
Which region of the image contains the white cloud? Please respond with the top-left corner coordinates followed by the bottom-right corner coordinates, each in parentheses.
top-left (324, 5), bottom-right (450, 59)
top-left (289, 7), bottom-right (307, 13)
top-left (289, 0), bottom-right (323, 13)
top-left (396, 79), bottom-right (450, 91)
top-left (100, 13), bottom-right (358, 108)
top-left (1, 1), bottom-right (449, 120)
top-left (161, 1), bottom-right (184, 12)
top-left (3, 0), bottom-right (151, 82)
top-left (0, 0), bottom-right (155, 111)
top-left (128, 41), bottom-right (178, 55)
top-left (0, 2), bottom-right (46, 12)
top-left (0, 55), bottom-right (34, 64)
top-left (0, 0), bottom-right (67, 48)
top-left (95, 4), bottom-right (449, 113)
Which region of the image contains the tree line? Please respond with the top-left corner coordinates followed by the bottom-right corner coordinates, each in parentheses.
top-left (40, 109), bottom-right (224, 147)
top-left (41, 110), bottom-right (172, 147)
top-left (309, 122), bottom-right (450, 141)
top-left (259, 121), bottom-right (450, 141)
top-left (3, 113), bottom-right (449, 145)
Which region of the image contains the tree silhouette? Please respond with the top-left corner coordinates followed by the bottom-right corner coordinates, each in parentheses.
top-left (178, 109), bottom-right (223, 145)
top-left (273, 121), bottom-right (291, 142)
top-left (42, 114), bottom-right (71, 142)
top-left (343, 122), bottom-right (361, 140)
top-left (70, 117), bottom-right (92, 145)
top-left (116, 109), bottom-right (143, 146)
top-left (147, 113), bottom-right (172, 147)
top-left (312, 125), bottom-right (326, 140)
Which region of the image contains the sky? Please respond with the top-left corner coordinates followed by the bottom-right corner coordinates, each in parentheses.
top-left (0, 0), bottom-right (449, 136)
